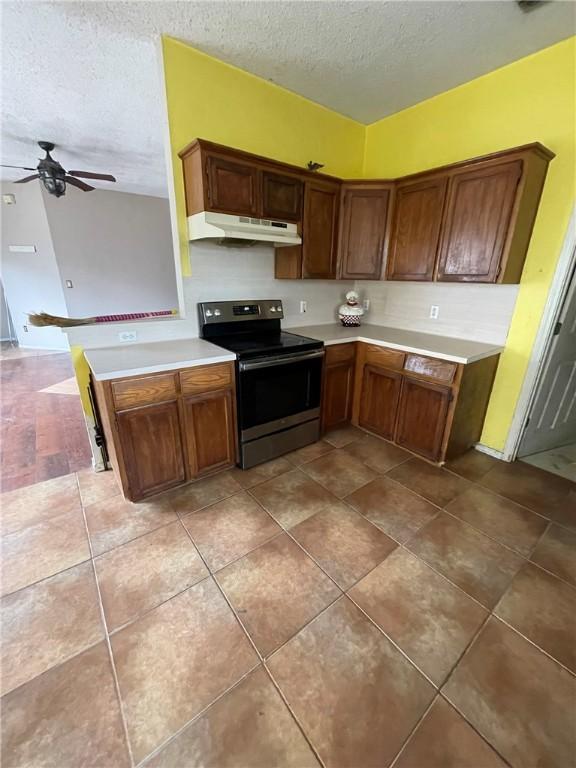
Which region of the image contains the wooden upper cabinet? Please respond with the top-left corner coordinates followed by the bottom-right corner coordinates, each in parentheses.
top-left (395, 377), bottom-right (452, 461)
top-left (387, 176), bottom-right (447, 281)
top-left (338, 185), bottom-right (392, 280)
top-left (437, 160), bottom-right (522, 282)
top-left (302, 179), bottom-right (340, 279)
top-left (205, 155), bottom-right (260, 217)
top-left (261, 171), bottom-right (303, 221)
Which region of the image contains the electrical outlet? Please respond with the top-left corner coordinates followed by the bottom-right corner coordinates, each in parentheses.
top-left (363, 299), bottom-right (370, 311)
top-left (118, 331), bottom-right (138, 343)
top-left (429, 305), bottom-right (440, 320)
top-left (300, 300), bottom-right (307, 313)
top-left (23, 325), bottom-right (28, 333)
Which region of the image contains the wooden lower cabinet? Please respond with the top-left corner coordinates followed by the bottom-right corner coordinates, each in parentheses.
top-left (358, 365), bottom-right (402, 440)
top-left (182, 390), bottom-right (235, 477)
top-left (346, 342), bottom-right (499, 464)
top-left (395, 378), bottom-right (452, 461)
top-left (93, 361), bottom-right (237, 501)
top-left (322, 360), bottom-right (354, 430)
top-left (116, 401), bottom-right (186, 499)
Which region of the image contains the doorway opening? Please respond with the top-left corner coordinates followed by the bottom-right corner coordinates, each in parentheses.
top-left (515, 234), bottom-right (576, 482)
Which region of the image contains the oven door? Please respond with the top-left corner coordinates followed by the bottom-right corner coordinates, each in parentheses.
top-left (237, 349), bottom-right (324, 440)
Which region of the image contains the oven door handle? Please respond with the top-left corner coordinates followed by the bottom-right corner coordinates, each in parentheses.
top-left (239, 348), bottom-right (325, 372)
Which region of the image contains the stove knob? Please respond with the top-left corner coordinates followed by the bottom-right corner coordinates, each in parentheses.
top-left (275, 305), bottom-right (282, 313)
top-left (269, 306), bottom-right (276, 313)
top-left (214, 309), bottom-right (221, 316)
top-left (205, 309), bottom-right (213, 318)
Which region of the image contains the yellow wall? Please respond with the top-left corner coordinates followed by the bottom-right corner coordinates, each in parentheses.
top-left (162, 36), bottom-right (365, 277)
top-left (363, 37), bottom-right (575, 451)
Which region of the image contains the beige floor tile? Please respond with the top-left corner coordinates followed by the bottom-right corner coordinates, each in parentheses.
top-left (1, 509), bottom-right (91, 597)
top-left (345, 475), bottom-right (439, 543)
top-left (407, 513), bottom-right (522, 608)
top-left (111, 578), bottom-right (258, 763)
top-left (443, 617), bottom-right (576, 768)
top-left (84, 494), bottom-right (177, 556)
top-left (495, 562), bottom-right (576, 672)
top-left (229, 458), bottom-right (292, 489)
top-left (323, 424), bottom-right (364, 448)
top-left (444, 449), bottom-right (500, 482)
top-left (301, 449), bottom-right (376, 498)
top-left (76, 468), bottom-right (120, 507)
top-left (291, 502), bottom-right (397, 589)
top-left (530, 523), bottom-right (576, 587)
top-left (446, 484), bottom-right (548, 557)
top-left (250, 469), bottom-right (341, 529)
top-left (148, 667), bottom-right (319, 768)
top-left (480, 459), bottom-right (575, 524)
top-left (1, 642), bottom-right (130, 768)
top-left (95, 521), bottom-right (208, 631)
top-left (182, 492), bottom-right (281, 571)
top-left (395, 697), bottom-right (507, 768)
top-left (349, 549), bottom-right (487, 685)
top-left (169, 471), bottom-right (242, 516)
top-left (0, 561), bottom-right (103, 695)
top-left (285, 439), bottom-right (335, 466)
top-left (216, 533), bottom-right (340, 657)
top-left (387, 458), bottom-right (470, 507)
top-left (0, 473), bottom-right (81, 536)
top-left (267, 597), bottom-right (434, 767)
top-left (342, 433), bottom-right (411, 473)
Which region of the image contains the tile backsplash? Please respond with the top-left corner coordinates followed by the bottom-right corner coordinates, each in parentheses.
top-left (356, 280), bottom-right (519, 345)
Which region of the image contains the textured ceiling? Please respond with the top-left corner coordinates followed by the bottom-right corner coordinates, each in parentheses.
top-left (1, 1), bottom-right (573, 197)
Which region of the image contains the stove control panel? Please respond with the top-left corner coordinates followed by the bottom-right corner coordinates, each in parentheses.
top-left (199, 299), bottom-right (284, 325)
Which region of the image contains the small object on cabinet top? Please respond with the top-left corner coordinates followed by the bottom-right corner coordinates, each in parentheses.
top-left (339, 290), bottom-right (364, 327)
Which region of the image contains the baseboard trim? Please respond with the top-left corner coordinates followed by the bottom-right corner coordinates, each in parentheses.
top-left (474, 443), bottom-right (508, 462)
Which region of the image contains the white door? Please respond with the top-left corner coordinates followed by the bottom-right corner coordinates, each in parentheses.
top-left (518, 258), bottom-right (576, 456)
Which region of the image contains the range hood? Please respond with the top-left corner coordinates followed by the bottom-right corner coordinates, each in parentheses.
top-left (187, 211), bottom-right (301, 248)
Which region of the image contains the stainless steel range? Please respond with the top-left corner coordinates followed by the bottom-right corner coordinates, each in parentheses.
top-left (199, 300), bottom-right (324, 468)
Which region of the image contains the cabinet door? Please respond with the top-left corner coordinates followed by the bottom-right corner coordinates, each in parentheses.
top-left (183, 389), bottom-right (236, 477)
top-left (302, 180), bottom-right (340, 279)
top-left (339, 186), bottom-right (391, 279)
top-left (437, 160), bottom-right (522, 282)
top-left (387, 176), bottom-right (447, 281)
top-left (358, 365), bottom-right (402, 440)
top-left (206, 155), bottom-right (260, 216)
top-left (322, 362), bottom-right (354, 430)
top-left (396, 377), bottom-right (451, 461)
top-left (117, 401), bottom-right (185, 500)
top-left (261, 171), bottom-right (303, 221)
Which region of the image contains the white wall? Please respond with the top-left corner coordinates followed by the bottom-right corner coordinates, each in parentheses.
top-left (0, 280), bottom-right (14, 341)
top-left (43, 186), bottom-right (177, 317)
top-left (0, 182), bottom-right (69, 350)
top-left (356, 280), bottom-right (519, 345)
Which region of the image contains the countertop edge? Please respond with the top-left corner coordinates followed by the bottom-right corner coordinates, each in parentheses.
top-left (321, 335), bottom-right (502, 364)
top-left (86, 352), bottom-right (236, 381)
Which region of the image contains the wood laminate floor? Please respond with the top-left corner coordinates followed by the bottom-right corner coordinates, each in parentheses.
top-left (0, 345), bottom-right (92, 492)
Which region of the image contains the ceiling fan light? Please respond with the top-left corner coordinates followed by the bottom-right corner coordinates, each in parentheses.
top-left (42, 175), bottom-right (66, 197)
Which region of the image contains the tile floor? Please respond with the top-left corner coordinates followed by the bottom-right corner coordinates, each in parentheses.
top-left (520, 442), bottom-right (576, 483)
top-left (1, 428), bottom-right (575, 768)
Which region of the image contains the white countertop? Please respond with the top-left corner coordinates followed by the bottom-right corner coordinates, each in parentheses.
top-left (286, 324), bottom-right (503, 364)
top-left (85, 338), bottom-right (236, 381)
top-left (85, 323), bottom-right (503, 380)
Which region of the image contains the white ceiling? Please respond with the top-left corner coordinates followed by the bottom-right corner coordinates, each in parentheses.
top-left (1, 1), bottom-right (573, 198)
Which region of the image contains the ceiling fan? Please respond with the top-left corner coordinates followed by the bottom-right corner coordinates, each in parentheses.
top-left (1, 141), bottom-right (116, 198)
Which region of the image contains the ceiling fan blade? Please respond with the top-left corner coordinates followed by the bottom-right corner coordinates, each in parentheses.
top-left (1, 164), bottom-right (37, 171)
top-left (14, 174), bottom-right (40, 184)
top-left (68, 170), bottom-right (116, 182)
top-left (65, 175), bottom-right (95, 192)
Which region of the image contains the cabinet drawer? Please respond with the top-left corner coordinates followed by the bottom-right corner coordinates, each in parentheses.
top-left (325, 343), bottom-right (355, 366)
top-left (180, 362), bottom-right (233, 395)
top-left (404, 354), bottom-right (456, 383)
top-left (364, 344), bottom-right (405, 370)
top-left (112, 373), bottom-right (177, 411)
